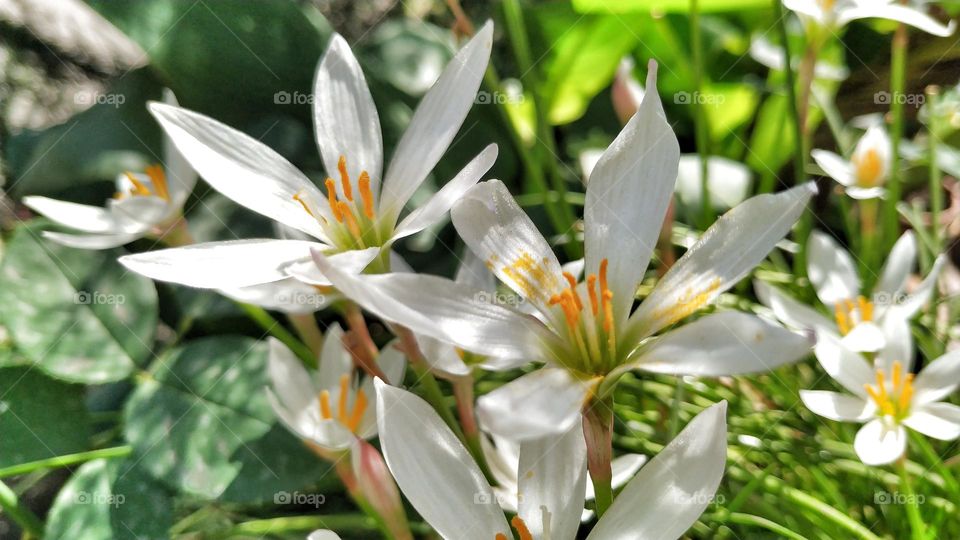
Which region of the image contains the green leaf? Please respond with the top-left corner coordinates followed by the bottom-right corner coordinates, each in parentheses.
top-left (747, 93), bottom-right (797, 174)
top-left (703, 82), bottom-right (759, 141)
top-left (573, 0), bottom-right (771, 14)
top-left (45, 458), bottom-right (172, 540)
top-left (0, 367), bottom-right (91, 468)
top-left (123, 336), bottom-right (275, 499)
top-left (0, 221), bottom-right (157, 384)
top-left (360, 20), bottom-right (454, 96)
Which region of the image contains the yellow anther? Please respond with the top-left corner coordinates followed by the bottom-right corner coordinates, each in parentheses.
top-left (602, 290), bottom-right (615, 334)
top-left (347, 388), bottom-right (368, 433)
top-left (358, 171), bottom-right (375, 219)
top-left (855, 148), bottom-right (883, 188)
top-left (510, 516), bottom-right (533, 540)
top-left (338, 374), bottom-right (350, 424)
top-left (495, 535), bottom-right (508, 540)
top-left (892, 361), bottom-right (902, 389)
top-left (338, 202), bottom-right (363, 239)
top-left (338, 155), bottom-right (353, 201)
top-left (325, 178), bottom-right (343, 222)
top-left (562, 272), bottom-right (582, 311)
top-left (857, 296), bottom-right (874, 322)
top-left (834, 296), bottom-right (875, 336)
top-left (865, 361), bottom-right (915, 420)
top-left (124, 172), bottom-right (152, 197)
top-left (293, 192), bottom-right (315, 218)
top-left (146, 164), bottom-right (170, 201)
top-left (834, 303), bottom-right (851, 335)
top-left (318, 390), bottom-right (332, 420)
top-left (587, 274), bottom-right (599, 316)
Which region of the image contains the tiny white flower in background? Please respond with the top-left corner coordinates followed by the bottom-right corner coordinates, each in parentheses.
top-left (119, 22), bottom-right (496, 291)
top-left (811, 124), bottom-right (892, 200)
top-left (784, 0), bottom-right (956, 37)
top-left (265, 324), bottom-right (404, 453)
top-left (801, 332), bottom-right (960, 465)
top-left (749, 35), bottom-right (849, 81)
top-left (311, 61), bottom-right (815, 441)
top-left (366, 378), bottom-right (727, 540)
top-left (23, 90), bottom-right (197, 250)
top-left (757, 230), bottom-right (944, 353)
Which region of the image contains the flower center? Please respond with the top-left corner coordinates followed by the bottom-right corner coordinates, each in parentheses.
top-left (854, 148), bottom-right (883, 188)
top-left (317, 373), bottom-right (368, 434)
top-left (546, 258), bottom-right (617, 374)
top-left (833, 296), bottom-right (873, 335)
top-left (116, 164), bottom-right (170, 201)
top-left (864, 360), bottom-right (914, 421)
top-left (293, 155), bottom-right (379, 248)
top-left (495, 516), bottom-right (533, 540)
top-left (817, 0), bottom-right (835, 12)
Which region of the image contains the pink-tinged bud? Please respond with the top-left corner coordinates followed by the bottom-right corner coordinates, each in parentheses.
top-left (611, 57), bottom-right (645, 126)
top-left (352, 439), bottom-right (413, 540)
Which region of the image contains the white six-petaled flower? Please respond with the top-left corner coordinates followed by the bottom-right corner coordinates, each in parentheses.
top-left (784, 0), bottom-right (956, 37)
top-left (811, 124), bottom-right (891, 200)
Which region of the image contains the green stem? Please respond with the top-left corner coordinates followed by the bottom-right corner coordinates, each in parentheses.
top-left (926, 88), bottom-right (943, 339)
top-left (583, 395), bottom-right (615, 518)
top-left (287, 313), bottom-right (325, 358)
top-left (0, 446), bottom-right (131, 478)
top-left (209, 514), bottom-right (427, 539)
top-left (883, 21), bottom-right (909, 251)
top-left (721, 512), bottom-right (810, 540)
top-left (236, 302), bottom-right (316, 368)
top-left (690, 0), bottom-right (713, 227)
top-left (897, 457), bottom-right (926, 540)
top-left (0, 478), bottom-right (43, 537)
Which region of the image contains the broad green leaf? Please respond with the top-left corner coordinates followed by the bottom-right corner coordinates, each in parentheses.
top-left (45, 458), bottom-right (172, 540)
top-left (0, 221), bottom-right (157, 384)
top-left (123, 336), bottom-right (274, 498)
top-left (703, 82), bottom-right (759, 141)
top-left (0, 367), bottom-right (91, 468)
top-left (747, 93), bottom-right (796, 175)
top-left (573, 0), bottom-right (771, 14)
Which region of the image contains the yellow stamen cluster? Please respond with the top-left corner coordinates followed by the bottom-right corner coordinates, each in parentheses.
top-left (546, 258), bottom-right (618, 372)
top-left (854, 148), bottom-right (883, 188)
top-left (317, 373), bottom-right (368, 433)
top-left (651, 278), bottom-right (722, 328)
top-left (293, 154), bottom-right (379, 247)
top-left (864, 361), bottom-right (914, 421)
top-left (495, 516), bottom-right (533, 540)
top-left (116, 164), bottom-right (170, 201)
top-left (833, 296), bottom-right (873, 335)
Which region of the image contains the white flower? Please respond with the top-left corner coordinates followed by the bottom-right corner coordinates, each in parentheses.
top-left (119, 23), bottom-right (496, 290)
top-left (757, 230), bottom-right (944, 353)
top-left (749, 35), bottom-right (849, 81)
top-left (801, 332), bottom-right (960, 465)
top-left (265, 324), bottom-right (404, 452)
top-left (23, 90), bottom-right (197, 250)
top-left (811, 125), bottom-right (891, 200)
top-left (784, 0), bottom-right (956, 37)
top-left (310, 61), bottom-right (814, 440)
top-left (368, 378), bottom-right (727, 540)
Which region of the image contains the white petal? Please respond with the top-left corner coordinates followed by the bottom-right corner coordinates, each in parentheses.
top-left (23, 196), bottom-right (124, 234)
top-left (585, 61), bottom-right (680, 328)
top-left (416, 335), bottom-right (471, 378)
top-left (585, 454), bottom-right (647, 499)
top-left (149, 102), bottom-right (330, 241)
top-left (311, 249), bottom-right (553, 361)
top-left (455, 247), bottom-right (497, 292)
top-left (784, 0), bottom-right (827, 22)
top-left (808, 231), bottom-right (861, 306)
top-left (451, 179), bottom-right (565, 319)
top-left (633, 312), bottom-right (813, 376)
top-left (845, 186), bottom-right (885, 200)
top-left (313, 34), bottom-right (383, 200)
top-left (839, 321), bottom-right (886, 353)
top-left (40, 231), bottom-right (140, 250)
top-left (378, 21), bottom-right (493, 224)
top-left (161, 90), bottom-right (199, 208)
top-left (892, 255), bottom-right (944, 319)
top-left (476, 368), bottom-right (596, 441)
top-left (874, 231), bottom-right (916, 300)
top-left (108, 196), bottom-right (173, 228)
top-left (811, 150), bottom-right (854, 186)
top-left (800, 390), bottom-right (872, 421)
top-left (904, 403), bottom-right (960, 441)
top-left (375, 379), bottom-right (510, 539)
top-left (217, 279), bottom-right (333, 314)
top-left (628, 183), bottom-right (815, 339)
top-left (838, 4), bottom-right (956, 37)
top-left (308, 531), bottom-right (341, 540)
top-left (675, 155), bottom-right (752, 212)
top-left (517, 421), bottom-right (588, 540)
top-left (268, 338), bottom-right (317, 411)
top-left (912, 349), bottom-right (960, 405)
top-left (118, 239), bottom-right (324, 288)
top-left (587, 402), bottom-right (728, 540)
top-left (391, 144), bottom-right (497, 242)
top-left (814, 332), bottom-right (875, 398)
top-left (874, 314), bottom-right (912, 372)
top-left (754, 280), bottom-right (833, 332)
top-left (854, 420), bottom-right (907, 466)
top-left (283, 247), bottom-right (380, 286)
top-left (316, 324), bottom-right (352, 392)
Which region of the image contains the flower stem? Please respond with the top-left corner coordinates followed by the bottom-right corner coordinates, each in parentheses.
top-left (583, 394), bottom-right (615, 517)
top-left (287, 313), bottom-right (325, 358)
top-left (897, 457), bottom-right (925, 540)
top-left (342, 302), bottom-right (388, 381)
top-left (690, 0), bottom-right (713, 228)
top-left (883, 20), bottom-right (909, 252)
top-left (859, 197), bottom-right (880, 288)
top-left (926, 86), bottom-right (943, 255)
top-left (0, 478), bottom-right (43, 537)
top-left (236, 302), bottom-right (316, 368)
top-left (0, 446), bottom-right (131, 478)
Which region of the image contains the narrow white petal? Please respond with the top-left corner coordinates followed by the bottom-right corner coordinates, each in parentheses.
top-left (839, 4), bottom-right (956, 37)
top-left (587, 402), bottom-right (727, 540)
top-left (633, 312), bottom-right (813, 376)
top-left (585, 61), bottom-right (680, 328)
top-left (416, 335), bottom-right (471, 378)
top-left (845, 186), bottom-right (885, 200)
top-left (308, 531), bottom-right (342, 540)
top-left (23, 196), bottom-right (124, 234)
top-left (118, 239), bottom-right (324, 288)
top-left (268, 338), bottom-right (317, 412)
top-left (379, 21), bottom-right (493, 223)
top-left (316, 324), bottom-right (353, 392)
top-left (375, 379), bottom-right (510, 539)
top-left (283, 247), bottom-right (380, 286)
top-left (455, 247), bottom-right (497, 292)
top-left (40, 231), bottom-right (140, 250)
top-left (451, 179), bottom-right (565, 319)
top-left (517, 421), bottom-right (588, 540)
top-left (874, 314), bottom-right (912, 372)
top-left (108, 196), bottom-right (173, 229)
top-left (814, 332), bottom-right (875, 398)
top-left (314, 34), bottom-right (383, 200)
top-left (808, 231), bottom-right (861, 306)
top-left (391, 144), bottom-right (497, 241)
top-left (311, 250), bottom-right (554, 361)
top-left (854, 420), bottom-right (907, 466)
top-left (585, 454), bottom-right (647, 499)
top-left (912, 349), bottom-right (960, 405)
top-left (628, 183), bottom-right (815, 339)
top-left (161, 90), bottom-right (198, 208)
top-left (476, 368), bottom-right (596, 441)
top-left (149, 102), bottom-right (330, 240)
top-left (891, 255), bottom-right (944, 319)
top-left (874, 231), bottom-right (916, 300)
top-left (754, 280), bottom-right (833, 332)
top-left (800, 390), bottom-right (872, 421)
top-left (904, 403), bottom-right (960, 441)
top-left (839, 321), bottom-right (886, 353)
top-left (811, 150), bottom-right (854, 186)
top-left (218, 279), bottom-right (333, 314)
